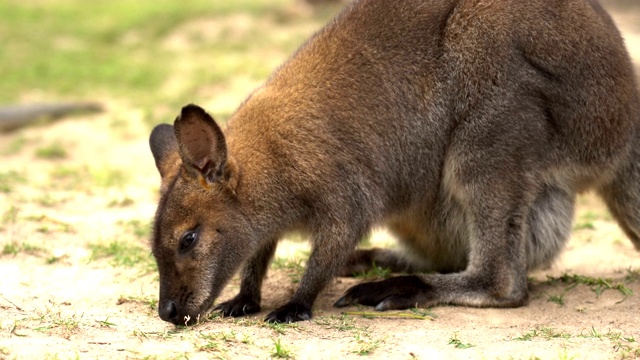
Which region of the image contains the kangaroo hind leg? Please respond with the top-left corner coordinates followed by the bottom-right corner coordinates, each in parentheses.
top-left (598, 146), bottom-right (640, 250)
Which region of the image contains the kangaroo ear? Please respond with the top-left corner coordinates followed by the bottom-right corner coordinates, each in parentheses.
top-left (149, 123), bottom-right (180, 180)
top-left (174, 104), bottom-right (228, 185)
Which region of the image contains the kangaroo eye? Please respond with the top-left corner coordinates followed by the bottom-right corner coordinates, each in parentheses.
top-left (179, 231), bottom-right (198, 253)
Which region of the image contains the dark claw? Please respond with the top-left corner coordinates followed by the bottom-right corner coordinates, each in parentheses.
top-left (333, 295), bottom-right (351, 308)
top-left (265, 303), bottom-right (312, 323)
top-left (214, 295), bottom-right (261, 317)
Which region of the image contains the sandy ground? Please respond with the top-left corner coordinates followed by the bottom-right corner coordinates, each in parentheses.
top-left (1, 1), bottom-right (640, 359)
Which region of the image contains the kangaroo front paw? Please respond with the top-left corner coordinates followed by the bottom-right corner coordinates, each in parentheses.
top-left (214, 294), bottom-right (261, 317)
top-left (334, 275), bottom-right (433, 310)
top-left (265, 303), bottom-right (312, 323)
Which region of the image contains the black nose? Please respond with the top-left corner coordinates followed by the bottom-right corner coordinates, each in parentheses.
top-left (159, 300), bottom-right (178, 323)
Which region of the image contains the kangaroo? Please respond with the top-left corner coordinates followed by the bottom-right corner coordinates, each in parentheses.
top-left (149, 0), bottom-right (640, 325)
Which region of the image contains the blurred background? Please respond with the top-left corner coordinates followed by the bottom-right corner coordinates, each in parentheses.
top-left (0, 0), bottom-right (345, 125)
top-left (0, 0), bottom-right (636, 128)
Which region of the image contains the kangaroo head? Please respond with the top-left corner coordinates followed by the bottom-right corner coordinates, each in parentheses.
top-left (149, 104), bottom-right (252, 326)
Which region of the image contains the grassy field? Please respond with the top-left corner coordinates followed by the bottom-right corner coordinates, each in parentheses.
top-left (0, 0), bottom-right (337, 120)
top-left (1, 0), bottom-right (640, 359)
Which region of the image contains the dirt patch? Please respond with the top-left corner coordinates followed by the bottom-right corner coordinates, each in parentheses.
top-left (1, 2), bottom-right (640, 359)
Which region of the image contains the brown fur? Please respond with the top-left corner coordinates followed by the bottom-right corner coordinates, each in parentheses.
top-left (149, 0), bottom-right (640, 325)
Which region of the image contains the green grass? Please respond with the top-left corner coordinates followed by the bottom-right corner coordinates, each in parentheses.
top-left (0, 170), bottom-right (26, 193)
top-left (0, 347), bottom-right (10, 357)
top-left (108, 197), bottom-right (135, 208)
top-left (197, 337), bottom-right (222, 354)
top-left (353, 262), bottom-right (393, 280)
top-left (408, 307), bottom-right (438, 319)
top-left (271, 257), bottom-right (305, 270)
top-left (264, 321), bottom-right (300, 335)
top-left (95, 317), bottom-right (118, 328)
top-left (48, 165), bottom-right (130, 190)
top-left (117, 295), bottom-right (158, 312)
top-left (46, 255), bottom-right (66, 265)
top-left (572, 221), bottom-right (596, 231)
top-left (90, 167), bottom-right (129, 188)
top-left (0, 0), bottom-right (332, 122)
top-left (25, 214), bottom-right (74, 234)
top-left (271, 337), bottom-right (292, 358)
top-left (513, 327), bottom-right (640, 360)
top-left (0, 136), bottom-right (27, 156)
top-left (35, 142), bottom-right (68, 160)
top-left (28, 304), bottom-right (84, 336)
top-left (448, 332), bottom-right (475, 349)
top-left (625, 267), bottom-right (640, 282)
top-left (120, 219), bottom-right (151, 239)
top-left (1, 1), bottom-right (197, 99)
top-left (557, 346), bottom-right (576, 360)
top-left (545, 273), bottom-right (633, 297)
top-left (547, 290), bottom-right (568, 306)
top-left (2, 241), bottom-right (47, 256)
top-left (195, 331), bottom-right (248, 355)
top-left (48, 166), bottom-right (84, 190)
top-left (513, 327), bottom-right (571, 341)
top-left (36, 193), bottom-right (62, 208)
top-left (89, 240), bottom-right (156, 273)
top-left (352, 333), bottom-right (385, 356)
top-left (271, 256), bottom-right (306, 283)
top-left (314, 314), bottom-right (361, 332)
top-left (1, 206), bottom-right (19, 226)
